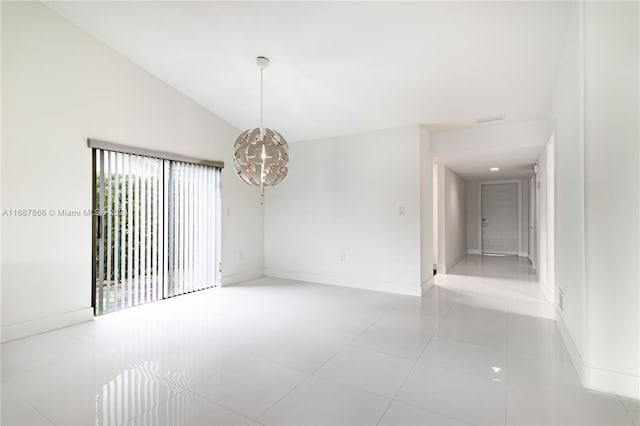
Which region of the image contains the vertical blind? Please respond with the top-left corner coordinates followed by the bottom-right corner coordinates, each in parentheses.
top-left (93, 147), bottom-right (221, 315)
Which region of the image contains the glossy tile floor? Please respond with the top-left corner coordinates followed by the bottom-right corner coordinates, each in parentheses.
top-left (2, 255), bottom-right (638, 425)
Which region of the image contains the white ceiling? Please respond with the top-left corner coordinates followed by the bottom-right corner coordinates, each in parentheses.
top-left (432, 120), bottom-right (549, 180)
top-left (45, 1), bottom-right (571, 144)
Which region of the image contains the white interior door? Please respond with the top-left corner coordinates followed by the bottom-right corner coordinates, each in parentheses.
top-left (481, 183), bottom-right (518, 255)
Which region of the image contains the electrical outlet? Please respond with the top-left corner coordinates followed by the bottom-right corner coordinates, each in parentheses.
top-left (339, 253), bottom-right (346, 263)
top-left (398, 206), bottom-right (405, 216)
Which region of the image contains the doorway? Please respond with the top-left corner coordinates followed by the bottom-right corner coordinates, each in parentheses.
top-left (481, 182), bottom-right (519, 255)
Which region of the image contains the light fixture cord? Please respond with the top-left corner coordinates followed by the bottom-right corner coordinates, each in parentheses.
top-left (259, 65), bottom-right (265, 200)
top-left (260, 66), bottom-right (264, 139)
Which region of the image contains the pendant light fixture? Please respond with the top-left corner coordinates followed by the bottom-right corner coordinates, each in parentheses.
top-left (233, 56), bottom-right (289, 204)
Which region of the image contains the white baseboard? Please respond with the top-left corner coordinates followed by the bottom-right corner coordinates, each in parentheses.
top-left (538, 278), bottom-right (555, 303)
top-left (555, 309), bottom-right (585, 383)
top-left (222, 269), bottom-right (264, 286)
top-left (583, 365), bottom-right (640, 400)
top-left (556, 309), bottom-right (639, 399)
top-left (422, 275), bottom-right (435, 295)
top-left (1, 307), bottom-right (93, 343)
top-left (466, 249), bottom-right (527, 257)
top-left (446, 253), bottom-right (466, 272)
top-left (265, 268), bottom-right (421, 297)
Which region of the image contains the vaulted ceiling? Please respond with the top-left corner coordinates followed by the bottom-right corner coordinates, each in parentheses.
top-left (45, 1), bottom-right (571, 143)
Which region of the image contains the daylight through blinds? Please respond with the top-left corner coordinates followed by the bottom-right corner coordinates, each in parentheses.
top-left (93, 148), bottom-right (220, 315)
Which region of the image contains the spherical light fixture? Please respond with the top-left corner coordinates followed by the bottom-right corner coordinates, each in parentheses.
top-left (233, 57), bottom-right (289, 203)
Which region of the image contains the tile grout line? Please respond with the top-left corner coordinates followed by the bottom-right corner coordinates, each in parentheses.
top-left (1, 332), bottom-right (105, 384)
top-left (185, 388), bottom-right (258, 424)
top-left (504, 298), bottom-right (511, 426)
top-left (345, 302), bottom-right (403, 347)
top-left (386, 398), bottom-right (475, 426)
top-left (178, 353), bottom-right (282, 425)
top-left (251, 362), bottom-right (331, 422)
top-left (347, 343), bottom-right (420, 362)
top-left (180, 298), bottom-right (404, 424)
top-left (617, 396), bottom-right (638, 426)
top-left (310, 302), bottom-right (399, 376)
top-left (250, 307), bottom-right (391, 423)
top-left (387, 278), bottom-right (512, 425)
top-left (186, 382), bottom-right (266, 424)
top-left (307, 369), bottom-right (471, 425)
top-left (22, 396), bottom-right (56, 426)
top-left (375, 291), bottom-right (459, 426)
top-left (502, 259), bottom-right (538, 426)
top-left (128, 387), bottom-right (191, 425)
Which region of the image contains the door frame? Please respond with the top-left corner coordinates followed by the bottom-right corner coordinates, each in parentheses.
top-left (529, 175), bottom-right (537, 268)
top-left (478, 179), bottom-right (522, 255)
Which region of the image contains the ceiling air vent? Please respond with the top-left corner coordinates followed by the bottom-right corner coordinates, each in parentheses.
top-left (476, 115), bottom-right (503, 124)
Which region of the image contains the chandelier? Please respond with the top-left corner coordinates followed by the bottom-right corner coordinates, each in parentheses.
top-left (233, 56), bottom-right (289, 204)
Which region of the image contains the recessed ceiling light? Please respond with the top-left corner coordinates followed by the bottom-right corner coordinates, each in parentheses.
top-left (490, 167), bottom-right (500, 171)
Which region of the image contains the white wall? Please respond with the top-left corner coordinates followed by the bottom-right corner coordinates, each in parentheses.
top-left (419, 126), bottom-right (434, 291)
top-left (553, 1), bottom-right (587, 366)
top-left (553, 1), bottom-right (639, 399)
top-left (432, 164), bottom-right (439, 269)
top-left (466, 178), bottom-right (529, 256)
top-left (466, 181), bottom-right (480, 254)
top-left (528, 176), bottom-right (537, 268)
top-left (435, 164), bottom-right (445, 269)
top-left (1, 2), bottom-right (264, 341)
top-left (521, 177), bottom-right (530, 259)
top-left (537, 149), bottom-right (548, 293)
top-left (439, 166), bottom-right (467, 271)
top-left (264, 125), bottom-right (426, 296)
top-left (582, 0), bottom-right (639, 397)
top-left (536, 142), bottom-right (554, 302)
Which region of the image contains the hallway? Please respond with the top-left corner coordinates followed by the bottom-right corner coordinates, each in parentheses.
top-left (1, 256), bottom-right (637, 425)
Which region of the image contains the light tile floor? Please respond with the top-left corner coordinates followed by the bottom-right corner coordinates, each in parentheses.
top-left (1, 255), bottom-right (637, 425)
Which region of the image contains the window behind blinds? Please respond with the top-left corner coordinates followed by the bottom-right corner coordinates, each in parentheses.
top-left (93, 147), bottom-right (221, 315)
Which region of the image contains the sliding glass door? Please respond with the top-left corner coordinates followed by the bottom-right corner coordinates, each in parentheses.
top-left (166, 161), bottom-right (220, 297)
top-left (92, 148), bottom-right (221, 315)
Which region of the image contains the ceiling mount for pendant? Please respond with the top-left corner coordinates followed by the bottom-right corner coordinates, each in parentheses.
top-left (256, 56), bottom-right (270, 69)
top-left (233, 56), bottom-right (289, 204)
